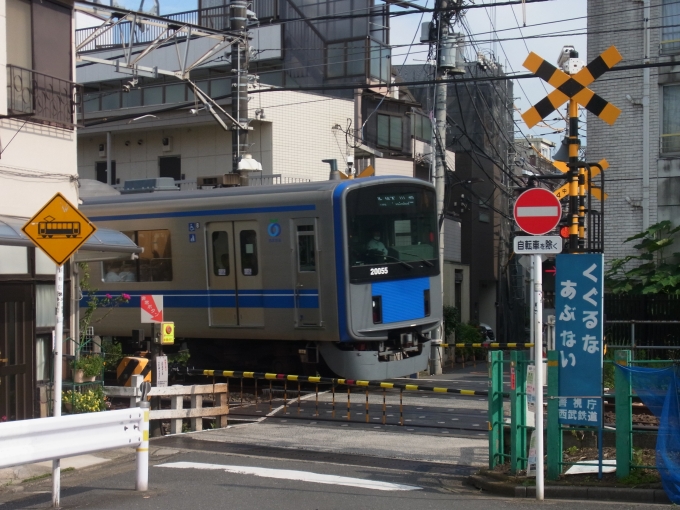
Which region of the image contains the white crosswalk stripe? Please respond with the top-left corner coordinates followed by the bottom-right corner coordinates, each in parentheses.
top-left (157, 462), bottom-right (422, 491)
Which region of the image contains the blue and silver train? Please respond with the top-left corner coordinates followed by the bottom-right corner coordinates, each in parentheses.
top-left (81, 176), bottom-right (441, 380)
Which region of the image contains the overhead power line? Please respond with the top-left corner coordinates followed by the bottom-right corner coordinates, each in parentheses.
top-left (81, 59), bottom-right (680, 128)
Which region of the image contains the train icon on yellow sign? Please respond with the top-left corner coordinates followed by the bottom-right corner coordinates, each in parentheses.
top-left (38, 218), bottom-right (82, 238)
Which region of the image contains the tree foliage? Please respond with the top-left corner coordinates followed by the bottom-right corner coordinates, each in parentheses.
top-left (605, 221), bottom-right (680, 295)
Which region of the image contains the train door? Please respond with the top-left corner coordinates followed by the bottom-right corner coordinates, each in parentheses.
top-left (0, 283), bottom-right (34, 421)
top-left (234, 221), bottom-right (264, 326)
top-left (206, 223), bottom-right (238, 326)
top-left (292, 218), bottom-right (321, 327)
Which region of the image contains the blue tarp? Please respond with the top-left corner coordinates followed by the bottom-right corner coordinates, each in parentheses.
top-left (615, 364), bottom-right (680, 503)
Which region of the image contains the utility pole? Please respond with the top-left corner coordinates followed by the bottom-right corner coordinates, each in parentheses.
top-left (431, 0), bottom-right (461, 374)
top-left (230, 0), bottom-right (249, 174)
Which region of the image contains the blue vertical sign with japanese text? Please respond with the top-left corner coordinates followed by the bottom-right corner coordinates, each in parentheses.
top-left (555, 253), bottom-right (604, 427)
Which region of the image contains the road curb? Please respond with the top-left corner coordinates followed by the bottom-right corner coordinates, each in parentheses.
top-left (466, 474), bottom-right (671, 504)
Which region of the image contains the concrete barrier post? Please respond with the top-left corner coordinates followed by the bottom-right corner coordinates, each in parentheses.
top-left (136, 401), bottom-right (150, 491)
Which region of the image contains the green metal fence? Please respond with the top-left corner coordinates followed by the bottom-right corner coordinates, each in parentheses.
top-left (491, 349), bottom-right (665, 479)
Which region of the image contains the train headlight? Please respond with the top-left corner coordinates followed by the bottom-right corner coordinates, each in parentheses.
top-left (372, 296), bottom-right (383, 324)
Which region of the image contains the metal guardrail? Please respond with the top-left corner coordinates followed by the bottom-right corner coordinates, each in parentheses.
top-left (0, 408), bottom-right (144, 469)
top-left (6, 64), bottom-right (83, 129)
top-left (605, 320), bottom-right (680, 350)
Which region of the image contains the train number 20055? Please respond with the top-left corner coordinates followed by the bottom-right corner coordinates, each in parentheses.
top-left (370, 267), bottom-right (389, 276)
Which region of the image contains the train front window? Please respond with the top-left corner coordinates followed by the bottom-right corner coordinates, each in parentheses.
top-left (346, 184), bottom-right (438, 280)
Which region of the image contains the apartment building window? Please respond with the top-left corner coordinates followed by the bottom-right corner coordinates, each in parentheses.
top-left (478, 199), bottom-right (490, 223)
top-left (369, 40), bottom-right (390, 83)
top-left (327, 40), bottom-right (366, 78)
top-left (6, 0), bottom-right (32, 70)
top-left (662, 0), bottom-right (680, 54)
top-left (662, 85), bottom-right (680, 154)
top-left (413, 114), bottom-right (432, 142)
top-left (377, 114), bottom-right (403, 149)
top-left (83, 70), bottom-right (233, 112)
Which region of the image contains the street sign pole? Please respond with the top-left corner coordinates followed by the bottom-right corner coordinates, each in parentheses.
top-left (533, 254), bottom-right (544, 500)
top-left (52, 264), bottom-right (64, 508)
top-left (21, 193), bottom-right (98, 509)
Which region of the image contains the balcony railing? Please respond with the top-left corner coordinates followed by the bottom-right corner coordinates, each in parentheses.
top-left (75, 1), bottom-right (278, 52)
top-left (6, 65), bottom-right (83, 129)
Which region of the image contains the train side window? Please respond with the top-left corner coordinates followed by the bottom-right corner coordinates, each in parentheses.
top-left (239, 230), bottom-right (258, 276)
top-left (297, 225), bottom-right (315, 272)
top-left (212, 231), bottom-right (230, 276)
top-left (102, 230), bottom-right (172, 282)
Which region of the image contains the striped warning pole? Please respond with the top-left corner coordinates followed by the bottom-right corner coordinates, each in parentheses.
top-left (193, 370), bottom-right (508, 397)
top-left (136, 401), bottom-right (150, 491)
top-left (440, 342), bottom-right (534, 349)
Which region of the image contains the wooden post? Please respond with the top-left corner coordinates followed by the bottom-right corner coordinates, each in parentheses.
top-left (170, 395), bottom-right (183, 434)
top-left (191, 394), bottom-right (203, 431)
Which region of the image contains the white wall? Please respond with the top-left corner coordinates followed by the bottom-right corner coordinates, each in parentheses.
top-left (77, 89), bottom-right (356, 183)
top-left (0, 117), bottom-right (78, 218)
top-left (374, 158), bottom-right (412, 177)
top-left (0, 2), bottom-right (78, 218)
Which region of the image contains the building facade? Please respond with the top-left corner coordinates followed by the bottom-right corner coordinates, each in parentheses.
top-left (0, 0), bottom-right (78, 420)
top-left (587, 0), bottom-right (676, 261)
top-left (401, 61), bottom-right (519, 340)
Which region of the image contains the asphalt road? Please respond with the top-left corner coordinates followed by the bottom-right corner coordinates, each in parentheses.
top-left (1, 363), bottom-right (568, 510)
top-left (0, 445), bottom-right (665, 510)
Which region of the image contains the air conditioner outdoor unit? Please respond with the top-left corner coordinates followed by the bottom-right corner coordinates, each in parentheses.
top-left (161, 136), bottom-right (173, 152)
top-left (197, 174), bottom-right (242, 188)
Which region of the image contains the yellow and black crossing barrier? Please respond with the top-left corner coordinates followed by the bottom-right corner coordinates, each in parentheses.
top-left (440, 342), bottom-right (534, 349)
top-left (188, 369), bottom-right (498, 397)
top-left (117, 356), bottom-right (152, 387)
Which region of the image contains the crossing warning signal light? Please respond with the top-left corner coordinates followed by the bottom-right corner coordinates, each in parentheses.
top-left (560, 226), bottom-right (570, 239)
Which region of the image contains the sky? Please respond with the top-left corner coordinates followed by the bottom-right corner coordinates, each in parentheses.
top-left (78, 0), bottom-right (588, 147)
top-left (389, 0), bottom-right (588, 147)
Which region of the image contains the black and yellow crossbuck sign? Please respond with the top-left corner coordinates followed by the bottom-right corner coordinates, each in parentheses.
top-left (521, 46), bottom-right (622, 128)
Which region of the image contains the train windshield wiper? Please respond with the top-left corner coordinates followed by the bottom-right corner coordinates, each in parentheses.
top-left (399, 253), bottom-right (435, 267)
top-left (384, 255), bottom-right (413, 269)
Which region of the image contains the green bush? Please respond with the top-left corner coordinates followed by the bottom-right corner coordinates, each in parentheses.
top-left (73, 355), bottom-right (105, 378)
top-left (443, 306), bottom-right (461, 340)
top-left (101, 339), bottom-right (124, 369)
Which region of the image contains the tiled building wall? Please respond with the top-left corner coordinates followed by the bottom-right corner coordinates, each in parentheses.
top-left (588, 0), bottom-right (661, 261)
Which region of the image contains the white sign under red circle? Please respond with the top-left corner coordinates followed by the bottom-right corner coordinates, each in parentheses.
top-left (513, 188), bottom-right (562, 236)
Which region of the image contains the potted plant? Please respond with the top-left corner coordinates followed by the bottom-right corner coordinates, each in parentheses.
top-left (72, 355), bottom-right (105, 383)
top-left (62, 387), bottom-right (107, 413)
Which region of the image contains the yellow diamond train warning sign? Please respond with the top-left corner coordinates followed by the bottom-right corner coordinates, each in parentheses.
top-left (22, 193), bottom-right (97, 266)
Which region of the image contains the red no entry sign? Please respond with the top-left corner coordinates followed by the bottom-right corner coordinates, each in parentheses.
top-left (514, 188), bottom-right (562, 235)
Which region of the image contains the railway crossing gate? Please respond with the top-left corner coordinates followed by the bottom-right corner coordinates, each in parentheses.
top-left (521, 46), bottom-right (621, 252)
